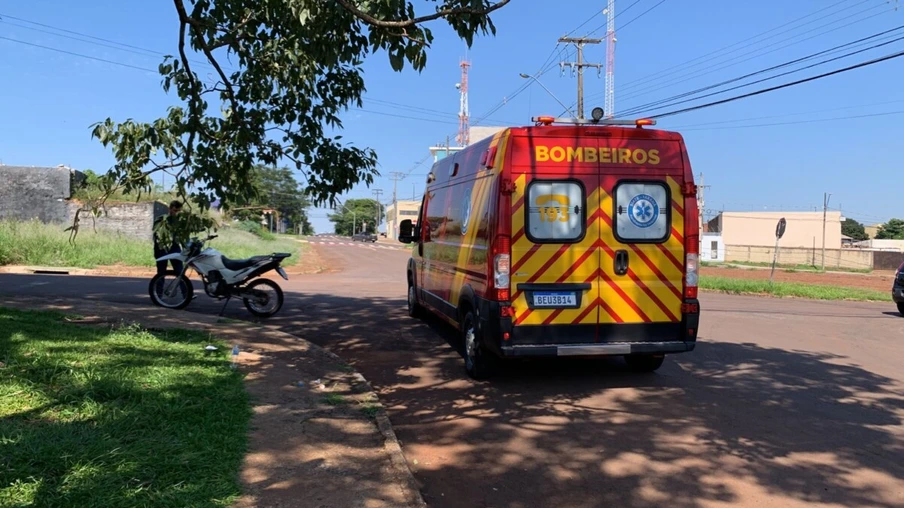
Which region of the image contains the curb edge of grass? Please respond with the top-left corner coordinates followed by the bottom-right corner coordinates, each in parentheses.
top-left (326, 363), bottom-right (426, 508)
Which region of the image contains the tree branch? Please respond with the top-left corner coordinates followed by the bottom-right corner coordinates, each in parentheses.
top-left (334, 0), bottom-right (511, 28)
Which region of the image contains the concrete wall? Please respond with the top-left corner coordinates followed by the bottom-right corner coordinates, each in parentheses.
top-left (725, 244), bottom-right (874, 271)
top-left (874, 251), bottom-right (904, 271)
top-left (0, 165), bottom-right (74, 223)
top-left (853, 239), bottom-right (904, 252)
top-left (67, 201), bottom-right (167, 241)
top-left (717, 211), bottom-right (843, 249)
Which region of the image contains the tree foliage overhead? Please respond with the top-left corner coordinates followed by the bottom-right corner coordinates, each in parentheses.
top-left (81, 0), bottom-right (510, 238)
top-left (329, 198), bottom-right (383, 235)
top-left (876, 218), bottom-right (904, 240)
top-left (841, 218), bottom-right (869, 242)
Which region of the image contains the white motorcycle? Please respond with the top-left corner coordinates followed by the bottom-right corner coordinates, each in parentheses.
top-left (148, 234), bottom-right (292, 318)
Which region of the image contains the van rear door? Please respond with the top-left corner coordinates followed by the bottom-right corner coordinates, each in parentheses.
top-left (597, 136), bottom-right (686, 341)
top-left (508, 131), bottom-right (601, 344)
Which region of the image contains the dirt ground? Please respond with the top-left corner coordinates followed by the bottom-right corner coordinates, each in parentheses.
top-left (702, 265), bottom-right (897, 292)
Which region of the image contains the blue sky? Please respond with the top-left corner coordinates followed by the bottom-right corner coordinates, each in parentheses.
top-left (1, 0), bottom-right (902, 233)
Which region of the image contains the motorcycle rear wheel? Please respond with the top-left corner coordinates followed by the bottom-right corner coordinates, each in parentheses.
top-left (148, 271), bottom-right (194, 309)
top-left (242, 278), bottom-right (284, 317)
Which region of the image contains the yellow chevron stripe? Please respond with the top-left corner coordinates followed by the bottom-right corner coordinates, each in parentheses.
top-left (599, 188), bottom-right (681, 323)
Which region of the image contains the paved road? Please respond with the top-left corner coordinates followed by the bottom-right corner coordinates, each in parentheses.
top-left (2, 243), bottom-right (903, 508)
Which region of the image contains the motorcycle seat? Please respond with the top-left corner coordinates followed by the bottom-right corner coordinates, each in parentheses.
top-left (221, 255), bottom-right (269, 271)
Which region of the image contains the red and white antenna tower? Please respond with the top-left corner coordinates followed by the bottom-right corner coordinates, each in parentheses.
top-left (604, 0), bottom-right (616, 118)
top-left (456, 58), bottom-right (470, 146)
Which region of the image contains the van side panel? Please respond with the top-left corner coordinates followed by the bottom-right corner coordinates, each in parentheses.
top-left (418, 132), bottom-right (507, 322)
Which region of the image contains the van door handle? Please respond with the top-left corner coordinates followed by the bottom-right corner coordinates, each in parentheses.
top-left (614, 250), bottom-right (629, 276)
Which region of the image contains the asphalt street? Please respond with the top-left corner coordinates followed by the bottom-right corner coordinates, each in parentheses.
top-left (1, 238), bottom-right (902, 508)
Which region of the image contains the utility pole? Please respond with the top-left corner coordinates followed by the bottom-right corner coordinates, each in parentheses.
top-left (697, 173), bottom-right (710, 256)
top-left (389, 172), bottom-right (405, 239)
top-left (822, 193), bottom-right (829, 270)
top-left (372, 188), bottom-right (384, 234)
top-left (558, 36), bottom-right (603, 119)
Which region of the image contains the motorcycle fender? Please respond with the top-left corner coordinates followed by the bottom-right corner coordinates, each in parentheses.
top-left (276, 266), bottom-right (289, 280)
top-left (156, 252), bottom-right (184, 262)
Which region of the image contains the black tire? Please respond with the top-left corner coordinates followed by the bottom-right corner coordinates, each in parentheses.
top-left (625, 354), bottom-right (665, 373)
top-left (898, 302), bottom-right (904, 316)
top-left (148, 271), bottom-right (193, 309)
top-left (242, 278), bottom-right (284, 318)
top-left (407, 282), bottom-right (424, 319)
top-left (461, 308), bottom-right (497, 380)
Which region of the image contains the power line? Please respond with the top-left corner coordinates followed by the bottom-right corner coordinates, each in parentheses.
top-left (0, 36), bottom-right (158, 73)
top-left (0, 12), bottom-right (219, 70)
top-left (612, 2), bottom-right (896, 105)
top-left (621, 26), bottom-right (904, 117)
top-left (586, 0), bottom-right (883, 103)
top-left (667, 98), bottom-right (904, 128)
top-left (673, 109), bottom-right (904, 131)
top-left (650, 47), bottom-right (904, 119)
top-left (618, 0), bottom-right (668, 32)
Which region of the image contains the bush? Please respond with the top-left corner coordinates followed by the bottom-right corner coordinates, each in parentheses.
top-left (235, 220), bottom-right (276, 240)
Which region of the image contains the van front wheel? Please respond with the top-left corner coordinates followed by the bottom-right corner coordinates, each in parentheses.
top-left (625, 354), bottom-right (665, 372)
top-left (407, 284), bottom-right (423, 319)
top-left (461, 309), bottom-right (496, 380)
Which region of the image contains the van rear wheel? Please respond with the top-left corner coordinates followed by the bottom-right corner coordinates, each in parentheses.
top-left (898, 302), bottom-right (904, 316)
top-left (461, 309), bottom-right (496, 380)
top-left (625, 354), bottom-right (665, 372)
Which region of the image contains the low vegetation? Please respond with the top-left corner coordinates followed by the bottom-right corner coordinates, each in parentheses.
top-left (0, 220), bottom-right (302, 268)
top-left (700, 276), bottom-right (891, 302)
top-left (0, 308), bottom-right (251, 506)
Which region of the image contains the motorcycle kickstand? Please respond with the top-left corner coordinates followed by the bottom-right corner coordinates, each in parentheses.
top-left (219, 296), bottom-right (232, 317)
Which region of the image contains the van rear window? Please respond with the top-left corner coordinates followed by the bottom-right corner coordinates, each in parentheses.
top-left (614, 181), bottom-right (670, 243)
top-left (527, 180), bottom-right (585, 243)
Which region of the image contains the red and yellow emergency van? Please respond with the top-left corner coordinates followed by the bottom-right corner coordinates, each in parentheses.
top-left (398, 115), bottom-right (700, 379)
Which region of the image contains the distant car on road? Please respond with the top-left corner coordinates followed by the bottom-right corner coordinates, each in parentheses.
top-left (893, 261), bottom-right (904, 316)
top-left (352, 232), bottom-right (377, 243)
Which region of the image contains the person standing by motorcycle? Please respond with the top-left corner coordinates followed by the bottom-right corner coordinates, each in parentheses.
top-left (154, 200), bottom-right (185, 274)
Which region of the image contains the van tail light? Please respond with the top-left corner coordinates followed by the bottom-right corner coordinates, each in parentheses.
top-left (493, 235), bottom-right (511, 301)
top-left (685, 253), bottom-right (699, 299)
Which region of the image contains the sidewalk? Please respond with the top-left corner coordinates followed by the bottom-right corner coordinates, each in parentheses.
top-left (0, 296), bottom-right (425, 508)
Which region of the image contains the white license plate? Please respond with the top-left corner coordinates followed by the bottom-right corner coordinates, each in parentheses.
top-left (533, 292), bottom-right (576, 307)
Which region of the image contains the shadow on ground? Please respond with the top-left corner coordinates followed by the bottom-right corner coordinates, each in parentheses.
top-left (272, 291), bottom-right (904, 508)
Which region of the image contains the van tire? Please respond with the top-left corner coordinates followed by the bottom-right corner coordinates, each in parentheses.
top-left (461, 309), bottom-right (496, 380)
top-left (407, 283), bottom-right (424, 319)
top-left (898, 302), bottom-right (904, 316)
top-left (625, 354), bottom-right (665, 372)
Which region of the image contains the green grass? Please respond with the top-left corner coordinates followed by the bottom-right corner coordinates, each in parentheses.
top-left (703, 260), bottom-right (873, 274)
top-left (0, 307), bottom-right (251, 507)
top-left (0, 220), bottom-right (302, 268)
top-left (321, 393), bottom-right (346, 406)
top-left (700, 276), bottom-right (891, 302)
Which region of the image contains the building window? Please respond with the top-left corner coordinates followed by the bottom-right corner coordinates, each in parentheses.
top-left (711, 241), bottom-right (718, 259)
top-left (526, 180), bottom-right (585, 243)
top-left (614, 181), bottom-right (670, 243)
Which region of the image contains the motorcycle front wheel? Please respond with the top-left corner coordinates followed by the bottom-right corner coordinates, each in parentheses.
top-left (242, 278), bottom-right (284, 317)
top-left (148, 270), bottom-right (194, 309)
